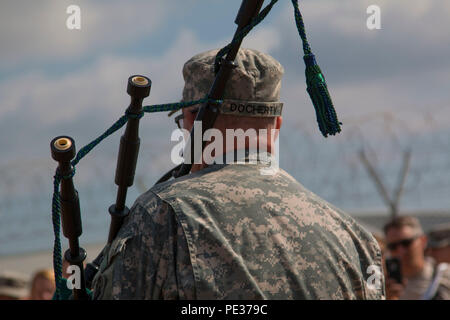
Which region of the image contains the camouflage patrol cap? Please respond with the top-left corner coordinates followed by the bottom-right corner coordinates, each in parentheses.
top-left (428, 223), bottom-right (450, 248)
top-left (176, 48), bottom-right (284, 118)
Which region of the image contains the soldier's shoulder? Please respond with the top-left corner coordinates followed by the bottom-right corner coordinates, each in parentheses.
top-left (115, 189), bottom-right (176, 241)
top-left (151, 164), bottom-right (303, 197)
top-left (289, 183), bottom-right (381, 259)
top-left (148, 164), bottom-right (377, 243)
top-left (133, 188), bottom-right (167, 213)
top-left (326, 199), bottom-right (380, 250)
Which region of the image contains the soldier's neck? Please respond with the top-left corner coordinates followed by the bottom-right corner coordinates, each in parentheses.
top-left (191, 142), bottom-right (276, 173)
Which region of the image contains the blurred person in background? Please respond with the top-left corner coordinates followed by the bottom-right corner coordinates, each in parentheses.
top-left (29, 269), bottom-right (55, 300)
top-left (384, 216), bottom-right (450, 299)
top-left (0, 271), bottom-right (29, 300)
top-left (426, 223), bottom-right (450, 264)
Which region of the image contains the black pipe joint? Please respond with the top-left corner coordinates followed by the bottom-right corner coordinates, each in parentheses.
top-left (64, 247), bottom-right (87, 266)
top-left (108, 204), bottom-right (129, 220)
top-left (107, 204), bottom-right (130, 243)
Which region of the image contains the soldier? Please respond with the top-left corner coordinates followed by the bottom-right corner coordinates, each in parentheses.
top-left (91, 48), bottom-right (385, 299)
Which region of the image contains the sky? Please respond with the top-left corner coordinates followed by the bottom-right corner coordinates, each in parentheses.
top-left (0, 0), bottom-right (449, 254)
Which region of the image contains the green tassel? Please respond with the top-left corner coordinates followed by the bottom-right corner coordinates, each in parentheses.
top-left (304, 54), bottom-right (341, 137)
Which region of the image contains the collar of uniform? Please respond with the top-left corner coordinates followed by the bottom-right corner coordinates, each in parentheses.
top-left (212, 149), bottom-right (276, 166)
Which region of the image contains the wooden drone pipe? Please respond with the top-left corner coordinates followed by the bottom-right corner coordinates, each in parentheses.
top-left (50, 136), bottom-right (89, 300)
top-left (107, 75), bottom-right (151, 244)
top-left (84, 75), bottom-right (151, 289)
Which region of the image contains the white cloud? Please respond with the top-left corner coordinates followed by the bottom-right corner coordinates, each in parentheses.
top-left (1, 0), bottom-right (449, 140)
top-left (0, 29), bottom-right (222, 124)
top-left (280, 63), bottom-right (450, 136)
top-left (297, 0), bottom-right (450, 41)
top-left (243, 26), bottom-right (281, 54)
top-left (0, 0), bottom-right (173, 68)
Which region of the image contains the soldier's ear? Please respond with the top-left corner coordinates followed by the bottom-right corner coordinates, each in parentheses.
top-left (276, 116), bottom-right (283, 130)
top-left (271, 116), bottom-right (282, 141)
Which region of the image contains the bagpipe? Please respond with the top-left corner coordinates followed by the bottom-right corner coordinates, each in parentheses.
top-left (49, 0), bottom-right (341, 300)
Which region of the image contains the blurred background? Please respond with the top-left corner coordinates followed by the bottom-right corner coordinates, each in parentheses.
top-left (0, 0), bottom-right (449, 275)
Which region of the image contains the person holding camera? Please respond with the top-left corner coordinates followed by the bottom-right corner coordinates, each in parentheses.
top-left (384, 216), bottom-right (450, 300)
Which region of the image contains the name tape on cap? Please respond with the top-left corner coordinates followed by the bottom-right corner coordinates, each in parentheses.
top-left (219, 100), bottom-right (283, 117)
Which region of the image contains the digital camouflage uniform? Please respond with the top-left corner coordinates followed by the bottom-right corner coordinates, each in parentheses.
top-left (91, 49), bottom-right (385, 300)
